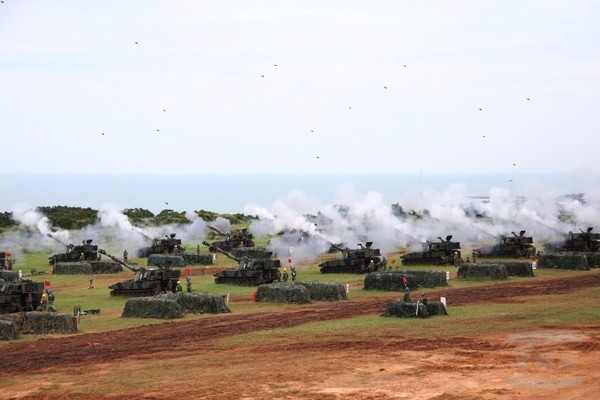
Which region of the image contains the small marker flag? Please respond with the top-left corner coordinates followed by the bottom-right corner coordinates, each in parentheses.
top-left (44, 280), bottom-right (51, 287)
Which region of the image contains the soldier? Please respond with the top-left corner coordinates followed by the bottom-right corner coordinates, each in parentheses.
top-left (79, 252), bottom-right (85, 261)
top-left (368, 259), bottom-right (375, 273)
top-left (282, 268), bottom-right (289, 282)
top-left (47, 289), bottom-right (56, 312)
top-left (402, 287), bottom-right (412, 302)
top-left (420, 292), bottom-right (428, 306)
top-left (166, 280), bottom-right (173, 293)
top-left (175, 280), bottom-right (183, 292)
top-left (25, 292), bottom-right (34, 311)
top-left (186, 276), bottom-right (192, 293)
top-left (290, 266), bottom-right (297, 281)
top-left (39, 290), bottom-right (48, 311)
top-left (123, 250), bottom-right (128, 263)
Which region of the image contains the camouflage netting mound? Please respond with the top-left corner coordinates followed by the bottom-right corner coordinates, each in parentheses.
top-left (481, 261), bottom-right (534, 277)
top-left (293, 281), bottom-right (347, 301)
top-left (0, 320), bottom-right (18, 340)
top-left (0, 270), bottom-right (19, 284)
top-left (0, 312), bottom-right (77, 334)
top-left (381, 300), bottom-right (448, 318)
top-left (364, 270), bottom-right (449, 291)
top-left (256, 283), bottom-right (311, 304)
top-left (583, 252), bottom-right (600, 268)
top-left (54, 262), bottom-right (93, 275)
top-left (90, 261), bottom-right (123, 274)
top-left (147, 254), bottom-right (187, 268)
top-left (538, 254), bottom-right (589, 270)
top-left (231, 247), bottom-right (270, 258)
top-left (122, 297), bottom-right (185, 319)
top-left (158, 292), bottom-right (230, 314)
top-left (457, 263), bottom-right (508, 279)
top-left (182, 253), bottom-right (214, 265)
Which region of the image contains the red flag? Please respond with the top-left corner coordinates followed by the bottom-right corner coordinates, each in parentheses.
top-left (44, 280), bottom-right (51, 287)
top-left (288, 258), bottom-right (292, 264)
top-left (6, 252), bottom-right (11, 257)
top-left (185, 267), bottom-right (191, 275)
top-left (391, 259), bottom-right (396, 264)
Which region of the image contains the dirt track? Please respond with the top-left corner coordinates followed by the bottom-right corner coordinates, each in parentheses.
top-left (2, 272), bottom-right (600, 378)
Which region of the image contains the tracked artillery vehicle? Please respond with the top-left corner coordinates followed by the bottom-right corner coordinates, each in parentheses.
top-left (543, 227), bottom-right (600, 253)
top-left (207, 226), bottom-right (255, 251)
top-left (401, 235), bottom-right (462, 266)
top-left (0, 271), bottom-right (44, 313)
top-left (319, 242), bottom-right (384, 274)
top-left (473, 230), bottom-right (536, 258)
top-left (47, 234), bottom-right (99, 264)
top-left (99, 249), bottom-right (180, 297)
top-left (136, 233), bottom-right (185, 258)
top-left (202, 241), bottom-right (280, 285)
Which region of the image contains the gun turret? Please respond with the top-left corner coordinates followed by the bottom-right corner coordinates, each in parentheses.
top-left (98, 249), bottom-right (140, 273)
top-left (329, 243), bottom-right (345, 253)
top-left (202, 241), bottom-right (240, 262)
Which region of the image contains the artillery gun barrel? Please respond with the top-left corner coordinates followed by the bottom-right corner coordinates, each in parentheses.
top-left (330, 243), bottom-right (345, 252)
top-left (46, 233), bottom-right (69, 248)
top-left (201, 241), bottom-right (240, 262)
top-left (208, 226), bottom-right (225, 235)
top-left (98, 249), bottom-right (139, 272)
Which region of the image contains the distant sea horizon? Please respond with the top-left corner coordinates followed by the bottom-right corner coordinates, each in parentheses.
top-left (1, 172), bottom-right (597, 214)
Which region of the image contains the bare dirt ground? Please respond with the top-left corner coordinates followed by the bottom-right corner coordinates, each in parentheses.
top-left (1, 273), bottom-right (600, 400)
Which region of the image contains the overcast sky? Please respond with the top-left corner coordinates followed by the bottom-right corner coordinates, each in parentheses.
top-left (1, 1), bottom-right (599, 176)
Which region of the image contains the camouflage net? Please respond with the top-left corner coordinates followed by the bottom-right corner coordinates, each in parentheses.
top-left (583, 252), bottom-right (600, 268)
top-left (0, 270), bottom-right (19, 284)
top-left (121, 297), bottom-right (185, 319)
top-left (147, 254), bottom-right (187, 268)
top-left (53, 262), bottom-right (93, 275)
top-left (256, 283), bottom-right (311, 304)
top-left (158, 292), bottom-right (231, 314)
top-left (293, 281), bottom-right (347, 301)
top-left (0, 312), bottom-right (77, 334)
top-left (481, 261), bottom-right (534, 277)
top-left (0, 319), bottom-right (17, 340)
top-left (538, 254), bottom-right (589, 270)
top-left (381, 300), bottom-right (448, 318)
top-left (363, 270), bottom-right (448, 291)
top-left (457, 263), bottom-right (508, 279)
top-left (182, 253), bottom-right (214, 265)
top-left (90, 261), bottom-right (123, 274)
top-left (231, 248), bottom-right (270, 259)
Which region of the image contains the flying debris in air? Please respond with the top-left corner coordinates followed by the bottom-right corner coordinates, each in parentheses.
top-left (526, 98), bottom-right (531, 101)
top-left (274, 64), bottom-right (277, 67)
top-left (165, 202), bottom-right (169, 205)
top-left (156, 129), bottom-right (160, 132)
top-left (134, 41), bottom-right (139, 45)
top-left (316, 156), bottom-right (320, 159)
top-left (403, 65), bottom-right (407, 67)
top-left (384, 86), bottom-right (388, 89)
top-left (482, 135), bottom-right (486, 138)
top-left (478, 108), bottom-right (483, 111)
top-left (261, 74), bottom-right (265, 78)
top-left (163, 109), bottom-right (166, 112)
top-left (513, 163), bottom-right (517, 166)
top-left (310, 130), bottom-right (314, 133)
top-left (349, 106), bottom-right (352, 110)
top-left (101, 132), bottom-right (105, 136)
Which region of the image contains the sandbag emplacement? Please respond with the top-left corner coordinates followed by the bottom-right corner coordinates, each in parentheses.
top-left (122, 297), bottom-right (184, 319)
top-left (159, 292), bottom-right (231, 314)
top-left (0, 320), bottom-right (17, 340)
top-left (538, 254), bottom-right (589, 270)
top-left (147, 254), bottom-right (187, 268)
top-left (0, 312), bottom-right (77, 334)
top-left (364, 270), bottom-right (448, 291)
top-left (457, 263), bottom-right (508, 279)
top-left (293, 281), bottom-right (347, 301)
top-left (256, 283), bottom-right (311, 304)
top-left (182, 253), bottom-right (214, 265)
top-left (481, 261), bottom-right (534, 277)
top-left (53, 262), bottom-right (93, 275)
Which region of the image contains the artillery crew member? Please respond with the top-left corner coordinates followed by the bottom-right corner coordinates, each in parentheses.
top-left (402, 287), bottom-right (412, 303)
top-left (186, 276), bottom-right (192, 292)
top-left (39, 290), bottom-right (48, 311)
top-left (420, 292), bottom-right (428, 306)
top-left (123, 250), bottom-right (128, 263)
top-left (290, 266), bottom-right (297, 281)
top-left (175, 280), bottom-right (183, 292)
top-left (282, 268), bottom-right (289, 282)
top-left (47, 289), bottom-right (56, 312)
top-left (25, 292), bottom-right (34, 311)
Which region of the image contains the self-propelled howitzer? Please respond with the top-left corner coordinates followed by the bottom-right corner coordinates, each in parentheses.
top-left (202, 241), bottom-right (280, 285)
top-left (206, 227), bottom-right (255, 251)
top-left (47, 234), bottom-right (99, 264)
top-left (319, 241), bottom-right (384, 273)
top-left (99, 249), bottom-right (180, 297)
